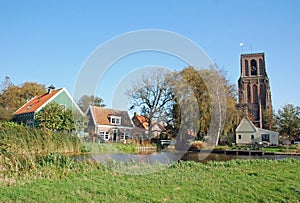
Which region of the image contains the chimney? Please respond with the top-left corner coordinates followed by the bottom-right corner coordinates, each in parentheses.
top-left (48, 84), bottom-right (55, 94)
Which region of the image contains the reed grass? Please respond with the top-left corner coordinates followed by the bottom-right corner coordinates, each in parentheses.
top-left (0, 122), bottom-right (80, 177)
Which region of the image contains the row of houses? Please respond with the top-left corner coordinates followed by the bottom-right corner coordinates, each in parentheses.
top-left (13, 86), bottom-right (279, 145)
top-left (13, 86), bottom-right (165, 142)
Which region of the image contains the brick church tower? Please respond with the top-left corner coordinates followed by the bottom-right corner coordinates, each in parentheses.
top-left (238, 53), bottom-right (272, 128)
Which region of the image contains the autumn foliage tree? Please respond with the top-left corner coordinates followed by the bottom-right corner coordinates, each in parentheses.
top-left (167, 66), bottom-right (240, 145)
top-left (0, 77), bottom-right (46, 121)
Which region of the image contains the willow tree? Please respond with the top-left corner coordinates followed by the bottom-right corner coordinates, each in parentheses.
top-left (169, 66), bottom-right (239, 146)
top-left (168, 67), bottom-right (211, 139)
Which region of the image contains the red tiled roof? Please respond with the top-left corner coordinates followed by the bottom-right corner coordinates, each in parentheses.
top-left (90, 106), bottom-right (133, 127)
top-left (135, 115), bottom-right (149, 129)
top-left (14, 88), bottom-right (62, 115)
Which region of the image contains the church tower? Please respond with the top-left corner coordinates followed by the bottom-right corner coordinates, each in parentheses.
top-left (238, 53), bottom-right (272, 128)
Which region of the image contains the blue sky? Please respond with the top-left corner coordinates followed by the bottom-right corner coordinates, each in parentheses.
top-left (0, 0), bottom-right (299, 111)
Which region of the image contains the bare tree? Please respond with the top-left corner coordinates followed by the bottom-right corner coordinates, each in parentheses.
top-left (127, 68), bottom-right (173, 138)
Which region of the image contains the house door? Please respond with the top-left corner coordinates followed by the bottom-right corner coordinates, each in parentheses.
top-left (113, 129), bottom-right (118, 141)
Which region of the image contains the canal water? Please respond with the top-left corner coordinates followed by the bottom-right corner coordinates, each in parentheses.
top-left (181, 151), bottom-right (300, 163)
top-left (75, 151), bottom-right (300, 164)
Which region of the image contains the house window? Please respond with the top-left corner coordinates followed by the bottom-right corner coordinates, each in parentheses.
top-left (26, 119), bottom-right (34, 128)
top-left (261, 134), bottom-right (270, 142)
top-left (121, 132), bottom-right (130, 140)
top-left (251, 135), bottom-right (254, 139)
top-left (110, 116), bottom-right (121, 125)
top-left (238, 135), bottom-right (242, 139)
top-left (100, 131), bottom-right (109, 140)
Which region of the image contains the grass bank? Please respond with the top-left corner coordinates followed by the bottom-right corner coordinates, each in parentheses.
top-left (80, 142), bottom-right (137, 154)
top-left (0, 158), bottom-right (299, 202)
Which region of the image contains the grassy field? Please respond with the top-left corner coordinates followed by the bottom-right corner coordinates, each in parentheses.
top-left (263, 145), bottom-right (300, 153)
top-left (1, 122), bottom-right (299, 202)
top-left (0, 158), bottom-right (299, 202)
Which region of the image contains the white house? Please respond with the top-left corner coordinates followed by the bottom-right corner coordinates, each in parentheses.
top-left (85, 106), bottom-right (134, 142)
top-left (235, 118), bottom-right (279, 145)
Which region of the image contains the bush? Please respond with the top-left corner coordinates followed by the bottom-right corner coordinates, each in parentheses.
top-left (190, 141), bottom-right (203, 150)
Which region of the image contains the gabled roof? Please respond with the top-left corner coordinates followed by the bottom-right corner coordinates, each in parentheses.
top-left (14, 87), bottom-right (84, 116)
top-left (235, 118), bottom-right (257, 133)
top-left (88, 106), bottom-right (133, 127)
top-left (14, 88), bottom-right (62, 115)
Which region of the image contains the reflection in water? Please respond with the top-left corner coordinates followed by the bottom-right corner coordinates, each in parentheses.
top-left (181, 152), bottom-right (300, 163)
top-left (75, 151), bottom-right (187, 175)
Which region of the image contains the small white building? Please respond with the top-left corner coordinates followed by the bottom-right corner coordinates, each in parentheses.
top-left (235, 118), bottom-right (279, 145)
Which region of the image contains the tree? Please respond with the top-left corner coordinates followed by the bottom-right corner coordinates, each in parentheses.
top-left (35, 102), bottom-right (87, 132)
top-left (168, 67), bottom-right (210, 139)
top-left (0, 81), bottom-right (46, 111)
top-left (0, 106), bottom-right (14, 121)
top-left (0, 76), bottom-right (14, 121)
top-left (72, 109), bottom-right (88, 133)
top-left (0, 78), bottom-right (46, 121)
top-left (275, 104), bottom-right (300, 140)
top-left (0, 76), bottom-right (13, 93)
top-left (127, 68), bottom-right (173, 138)
top-left (263, 107), bottom-right (275, 130)
top-left (222, 92), bottom-right (242, 145)
top-left (169, 67), bottom-right (236, 146)
top-left (77, 95), bottom-right (105, 112)
top-left (35, 102), bottom-right (65, 130)
top-left (127, 66), bottom-right (238, 147)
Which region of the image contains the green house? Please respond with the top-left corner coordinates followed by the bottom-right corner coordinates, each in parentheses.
top-left (13, 85), bottom-right (84, 127)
